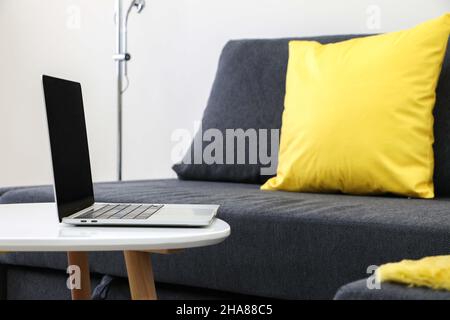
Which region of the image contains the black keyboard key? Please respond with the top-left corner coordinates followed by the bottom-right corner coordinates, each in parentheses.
top-left (77, 205), bottom-right (109, 218)
top-left (135, 205), bottom-right (163, 219)
top-left (91, 205), bottom-right (116, 218)
top-left (123, 205), bottom-right (151, 219)
top-left (78, 210), bottom-right (95, 219)
top-left (110, 205), bottom-right (140, 219)
top-left (96, 205), bottom-right (126, 219)
top-left (121, 205), bottom-right (149, 219)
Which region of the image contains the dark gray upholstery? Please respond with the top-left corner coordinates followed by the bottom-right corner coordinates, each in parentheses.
top-left (334, 279), bottom-right (450, 300)
top-left (173, 36), bottom-right (450, 196)
top-left (1, 179), bottom-right (450, 299)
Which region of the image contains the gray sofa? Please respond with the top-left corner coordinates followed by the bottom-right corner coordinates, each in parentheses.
top-left (1, 34), bottom-right (450, 300)
top-left (1, 180), bottom-right (450, 299)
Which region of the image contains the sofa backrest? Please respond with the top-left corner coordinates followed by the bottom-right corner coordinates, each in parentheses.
top-left (174, 35), bottom-right (450, 196)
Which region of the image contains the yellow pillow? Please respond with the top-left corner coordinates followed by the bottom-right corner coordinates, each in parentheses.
top-left (262, 14), bottom-right (450, 198)
top-left (376, 255), bottom-right (450, 291)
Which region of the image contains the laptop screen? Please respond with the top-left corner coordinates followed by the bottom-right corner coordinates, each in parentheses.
top-left (42, 75), bottom-right (94, 221)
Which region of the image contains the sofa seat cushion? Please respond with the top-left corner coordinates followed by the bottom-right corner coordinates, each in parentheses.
top-left (334, 279), bottom-right (450, 300)
top-left (1, 179), bottom-right (450, 299)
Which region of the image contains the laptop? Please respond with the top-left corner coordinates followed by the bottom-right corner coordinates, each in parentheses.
top-left (42, 75), bottom-right (219, 226)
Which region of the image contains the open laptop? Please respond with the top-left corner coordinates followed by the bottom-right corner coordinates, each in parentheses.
top-left (42, 75), bottom-right (219, 226)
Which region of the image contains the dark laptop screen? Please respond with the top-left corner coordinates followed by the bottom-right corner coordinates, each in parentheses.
top-left (42, 75), bottom-right (94, 221)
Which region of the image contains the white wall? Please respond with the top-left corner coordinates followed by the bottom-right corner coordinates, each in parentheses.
top-left (1, 0), bottom-right (449, 187)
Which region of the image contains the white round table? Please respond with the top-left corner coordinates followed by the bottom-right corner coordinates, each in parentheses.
top-left (0, 203), bottom-right (230, 300)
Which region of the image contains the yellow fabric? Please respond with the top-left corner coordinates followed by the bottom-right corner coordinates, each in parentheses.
top-left (376, 255), bottom-right (450, 291)
top-left (262, 14), bottom-right (450, 198)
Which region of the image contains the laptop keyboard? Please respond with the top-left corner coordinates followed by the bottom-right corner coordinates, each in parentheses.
top-left (77, 204), bottom-right (164, 220)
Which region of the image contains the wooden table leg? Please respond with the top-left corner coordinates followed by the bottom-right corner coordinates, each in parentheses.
top-left (124, 251), bottom-right (157, 300)
top-left (67, 252), bottom-right (91, 300)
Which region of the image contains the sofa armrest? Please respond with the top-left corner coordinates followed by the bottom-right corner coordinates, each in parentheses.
top-left (0, 187), bottom-right (21, 199)
top-left (0, 186), bottom-right (52, 204)
top-left (334, 279), bottom-right (450, 300)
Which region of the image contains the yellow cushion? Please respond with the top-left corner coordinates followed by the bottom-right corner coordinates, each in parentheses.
top-left (262, 14), bottom-right (450, 198)
top-left (376, 255), bottom-right (450, 291)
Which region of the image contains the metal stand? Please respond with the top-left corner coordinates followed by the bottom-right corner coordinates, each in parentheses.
top-left (113, 0), bottom-right (145, 181)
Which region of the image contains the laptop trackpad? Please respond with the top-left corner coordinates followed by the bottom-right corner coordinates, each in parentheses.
top-left (149, 204), bottom-right (218, 225)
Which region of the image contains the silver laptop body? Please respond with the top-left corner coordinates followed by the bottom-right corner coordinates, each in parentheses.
top-left (43, 75), bottom-right (218, 227)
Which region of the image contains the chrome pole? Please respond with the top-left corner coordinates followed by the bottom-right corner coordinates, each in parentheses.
top-left (115, 0), bottom-right (123, 181)
top-left (113, 0), bottom-right (145, 181)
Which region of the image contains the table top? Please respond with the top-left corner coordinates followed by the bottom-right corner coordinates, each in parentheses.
top-left (0, 203), bottom-right (230, 252)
